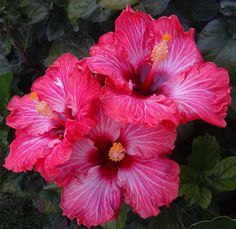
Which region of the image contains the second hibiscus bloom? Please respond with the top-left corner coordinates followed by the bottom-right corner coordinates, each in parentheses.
top-left (88, 6), bottom-right (231, 128)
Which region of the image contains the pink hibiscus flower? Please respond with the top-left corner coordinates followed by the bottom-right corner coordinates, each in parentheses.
top-left (88, 6), bottom-right (231, 128)
top-left (4, 53), bottom-right (101, 173)
top-left (53, 108), bottom-right (179, 227)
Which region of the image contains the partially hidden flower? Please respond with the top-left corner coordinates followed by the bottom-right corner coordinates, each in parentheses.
top-left (4, 53), bottom-right (101, 173)
top-left (50, 108), bottom-right (179, 227)
top-left (88, 6), bottom-right (231, 128)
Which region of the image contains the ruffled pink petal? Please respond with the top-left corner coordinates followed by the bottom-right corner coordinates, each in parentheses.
top-left (160, 62), bottom-right (231, 127)
top-left (88, 107), bottom-right (123, 143)
top-left (4, 133), bottom-right (58, 172)
top-left (61, 166), bottom-right (122, 227)
top-left (120, 123), bottom-right (176, 159)
top-left (64, 119), bottom-right (95, 144)
top-left (38, 138), bottom-right (98, 187)
top-left (43, 139), bottom-right (72, 170)
top-left (32, 53), bottom-right (79, 113)
top-left (118, 158), bottom-right (179, 218)
top-left (66, 59), bottom-right (101, 124)
top-left (101, 87), bottom-right (179, 127)
top-left (115, 6), bottom-right (154, 67)
top-left (151, 15), bottom-right (203, 76)
top-left (6, 94), bottom-right (55, 135)
top-left (88, 32), bottom-right (133, 92)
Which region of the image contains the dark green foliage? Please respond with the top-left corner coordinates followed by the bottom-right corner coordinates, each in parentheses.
top-left (0, 0), bottom-right (236, 228)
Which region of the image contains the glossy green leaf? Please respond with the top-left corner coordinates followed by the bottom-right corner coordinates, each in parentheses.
top-left (198, 19), bottom-right (236, 80)
top-left (45, 34), bottom-right (93, 66)
top-left (188, 135), bottom-right (221, 172)
top-left (46, 9), bottom-right (67, 41)
top-left (0, 54), bottom-right (11, 74)
top-left (0, 55), bottom-right (12, 113)
top-left (22, 3), bottom-right (49, 24)
top-left (209, 156), bottom-right (236, 191)
top-left (67, 0), bottom-right (96, 29)
top-left (0, 34), bottom-right (12, 55)
top-left (189, 216), bottom-right (236, 229)
top-left (147, 205), bottom-right (183, 229)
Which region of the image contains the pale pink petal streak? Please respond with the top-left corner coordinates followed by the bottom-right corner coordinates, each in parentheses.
top-left (115, 6), bottom-right (154, 66)
top-left (61, 166), bottom-right (122, 227)
top-left (118, 158), bottom-right (179, 218)
top-left (120, 123), bottom-right (176, 159)
top-left (161, 62), bottom-right (231, 127)
top-left (32, 53), bottom-right (79, 113)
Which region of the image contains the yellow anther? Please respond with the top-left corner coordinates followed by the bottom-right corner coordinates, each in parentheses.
top-left (151, 33), bottom-right (171, 64)
top-left (29, 92), bottom-right (38, 100)
top-left (108, 142), bottom-right (126, 162)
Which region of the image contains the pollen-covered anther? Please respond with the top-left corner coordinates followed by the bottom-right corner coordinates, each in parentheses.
top-left (151, 33), bottom-right (172, 64)
top-left (35, 101), bottom-right (53, 117)
top-left (108, 142), bottom-right (126, 162)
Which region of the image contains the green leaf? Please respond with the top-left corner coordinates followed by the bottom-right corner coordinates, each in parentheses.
top-left (208, 156), bottom-right (236, 191)
top-left (99, 0), bottom-right (139, 10)
top-left (67, 0), bottom-right (96, 30)
top-left (142, 0), bottom-right (170, 16)
top-left (86, 5), bottom-right (112, 23)
top-left (0, 55), bottom-right (13, 113)
top-left (180, 165), bottom-right (198, 183)
top-left (22, 3), bottom-right (49, 24)
top-left (180, 166), bottom-right (212, 209)
top-left (0, 54), bottom-right (11, 73)
top-left (46, 9), bottom-right (67, 41)
top-left (35, 186), bottom-right (61, 214)
top-left (102, 204), bottom-right (128, 229)
top-left (188, 135), bottom-right (221, 172)
top-left (0, 34), bottom-right (12, 55)
top-left (147, 205), bottom-right (183, 229)
top-left (189, 216), bottom-right (236, 229)
top-left (196, 188), bottom-right (212, 209)
top-left (197, 19), bottom-right (236, 80)
top-left (179, 166), bottom-right (199, 203)
top-left (45, 34), bottom-right (93, 66)
top-left (220, 0), bottom-right (236, 16)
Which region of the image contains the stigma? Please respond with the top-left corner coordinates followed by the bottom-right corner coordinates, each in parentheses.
top-left (108, 142), bottom-right (126, 162)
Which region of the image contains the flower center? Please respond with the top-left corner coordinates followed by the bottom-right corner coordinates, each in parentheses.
top-left (108, 142), bottom-right (126, 162)
top-left (29, 92), bottom-right (54, 117)
top-left (141, 33), bottom-right (172, 93)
